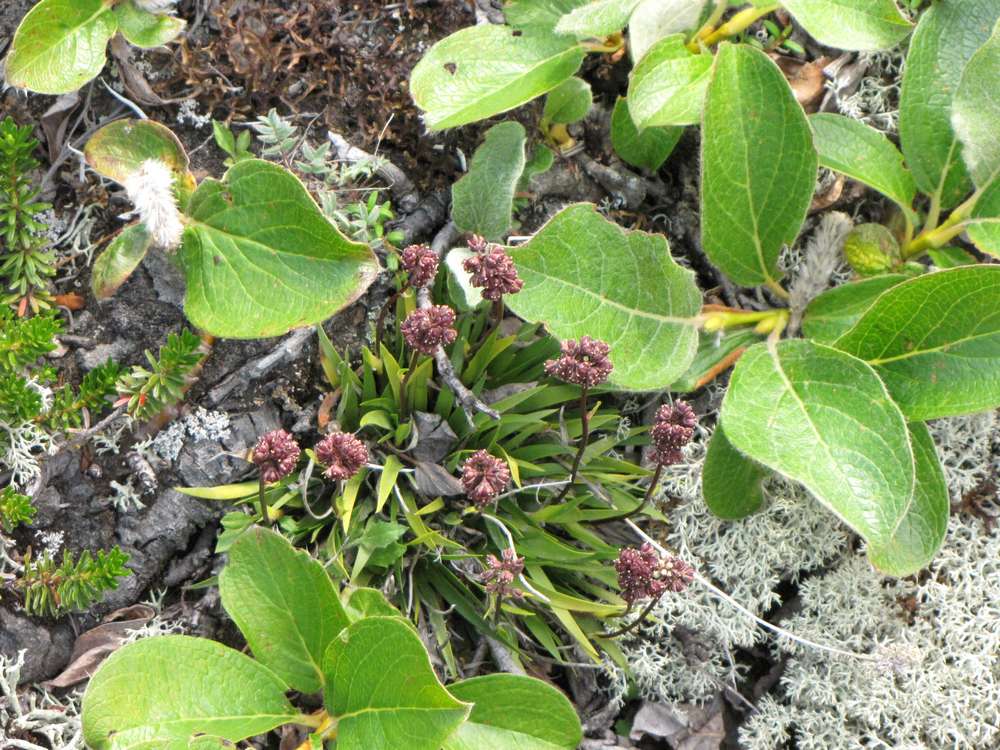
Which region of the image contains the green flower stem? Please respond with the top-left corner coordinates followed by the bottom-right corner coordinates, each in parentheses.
top-left (257, 474), bottom-right (268, 525)
top-left (553, 386), bottom-right (591, 503)
top-left (688, 3), bottom-right (780, 51)
top-left (903, 187), bottom-right (983, 258)
top-left (619, 462), bottom-right (664, 521)
top-left (690, 0), bottom-right (728, 47)
top-left (398, 350), bottom-right (420, 419)
top-left (605, 595), bottom-right (662, 638)
top-left (374, 287), bottom-right (404, 354)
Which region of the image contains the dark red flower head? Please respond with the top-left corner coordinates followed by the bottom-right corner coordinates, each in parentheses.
top-left (400, 305), bottom-right (458, 355)
top-left (315, 431), bottom-right (368, 481)
top-left (400, 244), bottom-right (439, 289)
top-left (615, 543), bottom-right (694, 605)
top-left (463, 242), bottom-right (523, 301)
top-left (482, 547), bottom-right (525, 598)
top-left (467, 234), bottom-right (490, 254)
top-left (252, 430), bottom-right (301, 483)
top-left (650, 401), bottom-right (697, 465)
top-left (544, 336), bottom-right (613, 388)
top-left (461, 449), bottom-right (511, 507)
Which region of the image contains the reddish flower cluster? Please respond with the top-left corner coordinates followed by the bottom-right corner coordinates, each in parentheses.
top-left (400, 244), bottom-right (439, 289)
top-left (463, 238), bottom-right (523, 301)
top-left (649, 401), bottom-right (697, 466)
top-left (615, 543), bottom-right (694, 605)
top-left (315, 431), bottom-right (368, 481)
top-left (544, 336), bottom-right (613, 388)
top-left (401, 305), bottom-right (458, 355)
top-left (461, 450), bottom-right (511, 507)
top-left (252, 430), bottom-right (301, 483)
top-left (482, 547), bottom-right (525, 598)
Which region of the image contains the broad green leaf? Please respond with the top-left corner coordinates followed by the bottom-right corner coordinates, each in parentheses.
top-left (91, 224), bottom-right (153, 299)
top-left (446, 247), bottom-right (485, 310)
top-left (219, 527), bottom-right (349, 694)
top-left (721, 339), bottom-right (918, 574)
top-left (345, 587), bottom-right (403, 620)
top-left (866, 422), bottom-right (948, 576)
top-left (323, 617), bottom-right (471, 750)
top-left (452, 122), bottom-right (527, 241)
top-left (899, 0), bottom-right (1000, 209)
top-left (114, 2), bottom-right (185, 48)
top-left (627, 35), bottom-right (712, 128)
top-left (801, 275), bottom-right (908, 344)
top-left (85, 119), bottom-right (189, 184)
top-left (702, 425), bottom-right (768, 520)
top-left (780, 0), bottom-right (911, 51)
top-left (628, 0), bottom-right (707, 63)
top-left (701, 44), bottom-right (817, 287)
top-left (82, 635), bottom-right (298, 750)
top-left (968, 178), bottom-right (1000, 257)
top-left (543, 77), bottom-right (593, 124)
top-left (554, 0), bottom-right (643, 38)
top-left (506, 0), bottom-right (590, 32)
top-left (180, 159), bottom-right (379, 338)
top-left (928, 246), bottom-right (977, 268)
top-left (443, 674), bottom-right (582, 750)
top-left (4, 0), bottom-right (117, 95)
top-left (505, 203), bottom-right (701, 391)
top-left (610, 97), bottom-right (682, 171)
top-left (671, 328), bottom-right (761, 392)
top-left (520, 144), bottom-right (556, 188)
top-left (810, 113), bottom-right (917, 225)
top-left (833, 265), bottom-right (1000, 420)
top-left (951, 20), bottom-right (1000, 188)
top-left (409, 25), bottom-right (585, 130)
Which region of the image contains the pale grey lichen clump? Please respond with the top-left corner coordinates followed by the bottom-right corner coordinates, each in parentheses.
top-left (613, 404), bottom-right (1000, 749)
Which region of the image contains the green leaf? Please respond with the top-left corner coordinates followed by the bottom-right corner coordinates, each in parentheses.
top-left (899, 0), bottom-right (1000, 209)
top-left (810, 113), bottom-right (917, 225)
top-left (833, 265), bottom-right (1000, 420)
top-left (702, 425), bottom-right (768, 520)
top-left (628, 0), bottom-right (707, 63)
top-left (801, 275), bottom-right (908, 344)
top-left (323, 617), bottom-right (471, 750)
top-left (542, 77), bottom-right (593, 124)
top-left (376, 455), bottom-right (404, 513)
top-left (701, 43), bottom-right (817, 287)
top-left (780, 0), bottom-right (912, 51)
top-left (85, 119), bottom-right (190, 184)
top-left (554, 0), bottom-right (643, 38)
top-left (928, 246), bottom-right (977, 268)
top-left (443, 674), bottom-right (582, 750)
top-left (90, 223), bottom-right (154, 299)
top-left (505, 203), bottom-right (701, 391)
top-left (4, 0), bottom-right (117, 95)
top-left (670, 328), bottom-right (761, 392)
top-left (866, 421), bottom-right (948, 576)
top-left (610, 97), bottom-right (681, 171)
top-left (445, 247), bottom-right (485, 310)
top-left (627, 34), bottom-right (712, 128)
top-left (452, 122), bottom-right (527, 242)
top-left (82, 635), bottom-right (299, 750)
top-left (180, 159), bottom-right (379, 338)
top-left (951, 19), bottom-right (1000, 188)
top-left (720, 339), bottom-right (920, 575)
top-left (219, 526), bottom-right (349, 694)
top-left (345, 587), bottom-right (403, 620)
top-left (968, 179), bottom-right (1000, 257)
top-left (506, 0), bottom-right (590, 32)
top-left (114, 2), bottom-right (185, 48)
top-left (409, 25), bottom-right (586, 130)
top-left (175, 481), bottom-right (258, 500)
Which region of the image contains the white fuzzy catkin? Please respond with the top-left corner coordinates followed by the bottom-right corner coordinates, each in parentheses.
top-left (124, 159), bottom-right (184, 249)
top-left (132, 0), bottom-right (178, 13)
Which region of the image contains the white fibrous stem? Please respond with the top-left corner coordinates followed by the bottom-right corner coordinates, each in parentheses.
top-left (124, 159), bottom-right (184, 250)
top-left (132, 0), bottom-right (178, 13)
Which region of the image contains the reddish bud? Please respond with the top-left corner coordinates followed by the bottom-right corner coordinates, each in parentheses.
top-left (482, 547), bottom-right (525, 598)
top-left (461, 450), bottom-right (511, 507)
top-left (315, 431), bottom-right (368, 481)
top-left (400, 305), bottom-right (458, 355)
top-left (253, 430), bottom-right (301, 483)
top-left (650, 401), bottom-right (697, 466)
top-left (544, 336), bottom-right (613, 388)
top-left (400, 244), bottom-right (439, 289)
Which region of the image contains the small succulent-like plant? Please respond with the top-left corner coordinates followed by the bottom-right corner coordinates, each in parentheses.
top-left (80, 526), bottom-right (582, 750)
top-left (4, 0), bottom-right (186, 95)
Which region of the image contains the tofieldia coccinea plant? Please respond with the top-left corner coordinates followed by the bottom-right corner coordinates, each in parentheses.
top-left (401, 0), bottom-right (1000, 578)
top-left (3, 0), bottom-right (185, 95)
top-left (82, 119), bottom-right (380, 339)
top-left (80, 526), bottom-right (583, 750)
